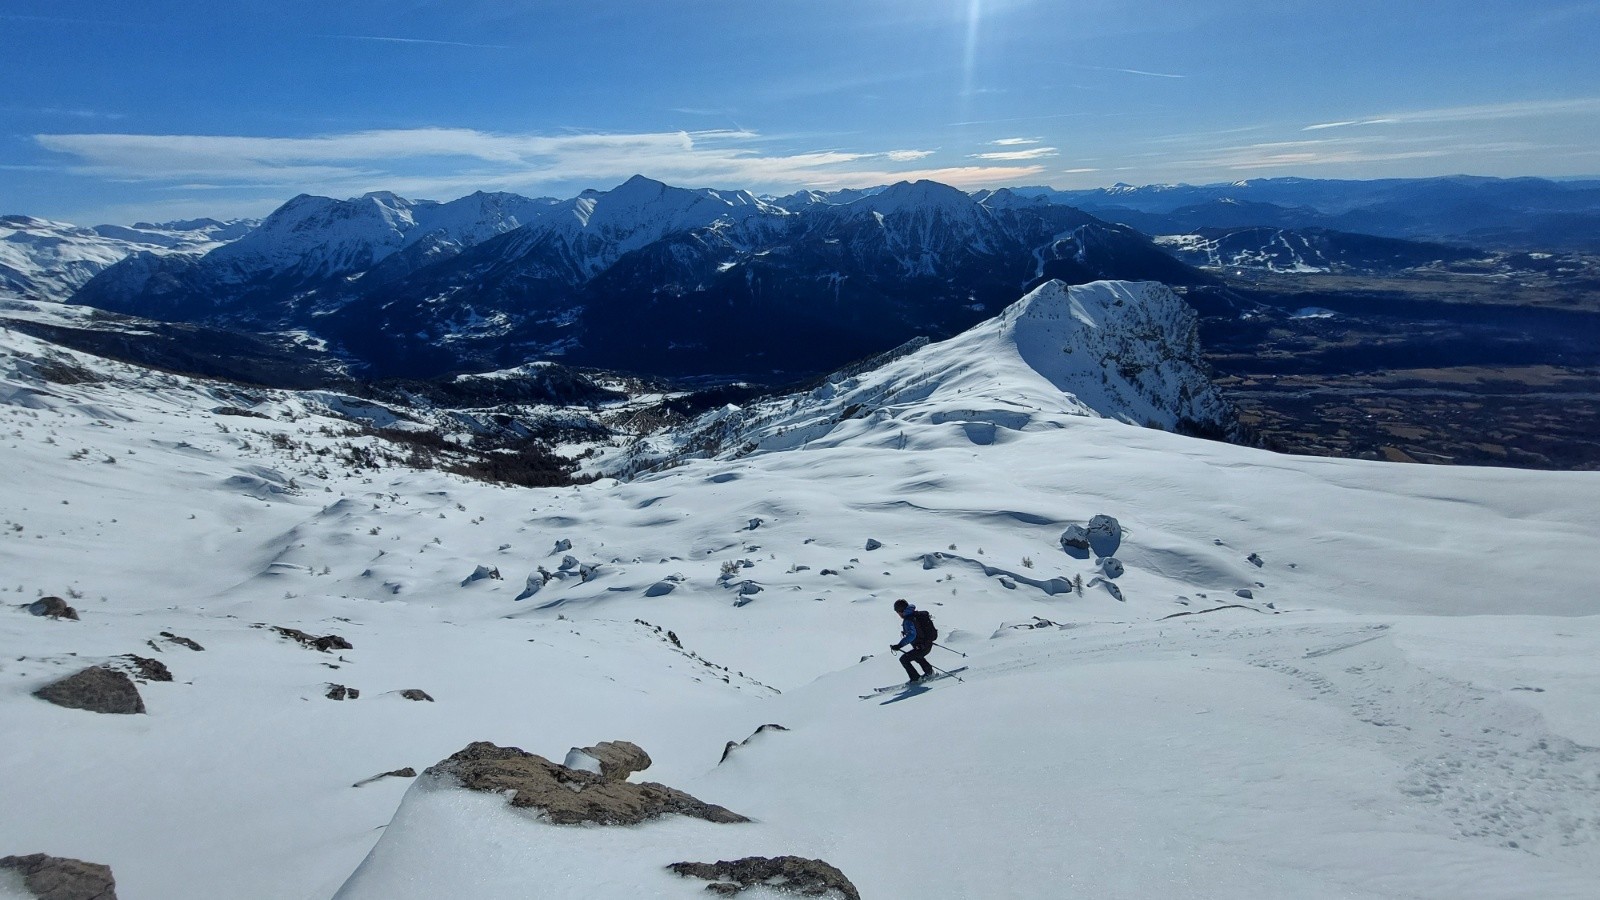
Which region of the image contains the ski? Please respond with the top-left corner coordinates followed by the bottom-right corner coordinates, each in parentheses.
top-left (860, 667), bottom-right (968, 698)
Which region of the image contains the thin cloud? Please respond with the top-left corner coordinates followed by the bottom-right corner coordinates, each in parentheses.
top-left (991, 137), bottom-right (1040, 146)
top-left (1061, 167), bottom-right (1099, 174)
top-left (1074, 64), bottom-right (1187, 79)
top-left (32, 127), bottom-right (1006, 199)
top-left (321, 34), bottom-right (511, 50)
top-left (1304, 97), bottom-right (1600, 131)
top-left (971, 147), bottom-right (1058, 161)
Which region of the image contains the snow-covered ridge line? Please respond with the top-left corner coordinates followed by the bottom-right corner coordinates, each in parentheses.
top-left (606, 279), bottom-right (1236, 475)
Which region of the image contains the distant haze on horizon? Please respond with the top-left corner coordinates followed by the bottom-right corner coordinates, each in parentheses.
top-left (4, 0), bottom-right (1599, 224)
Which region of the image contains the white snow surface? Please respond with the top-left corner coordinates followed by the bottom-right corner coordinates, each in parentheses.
top-left (2, 295), bottom-right (1599, 899)
top-left (0, 215), bottom-right (247, 301)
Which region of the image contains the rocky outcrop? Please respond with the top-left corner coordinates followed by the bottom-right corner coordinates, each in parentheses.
top-left (0, 853), bottom-right (117, 900)
top-left (562, 740), bottom-right (651, 782)
top-left (326, 684), bottom-right (359, 700)
top-left (117, 655), bottom-right (171, 682)
top-left (397, 689), bottom-right (433, 702)
top-left (459, 564), bottom-right (501, 587)
top-left (352, 767), bottom-right (417, 788)
top-left (1085, 514), bottom-right (1122, 556)
top-left (719, 723), bottom-right (791, 764)
top-left (159, 631), bottom-right (204, 651)
top-left (1059, 524), bottom-right (1091, 558)
top-left (26, 597), bottom-right (78, 621)
top-left (428, 741), bottom-right (747, 826)
top-left (269, 625), bottom-right (352, 652)
top-left (32, 667), bottom-right (144, 714)
top-left (668, 856), bottom-right (859, 899)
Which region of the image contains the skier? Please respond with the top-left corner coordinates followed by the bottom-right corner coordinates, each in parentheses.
top-left (890, 598), bottom-right (936, 684)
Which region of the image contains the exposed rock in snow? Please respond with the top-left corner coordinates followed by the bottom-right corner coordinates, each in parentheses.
top-left (1099, 557), bottom-right (1125, 579)
top-left (352, 768), bottom-right (417, 789)
top-left (667, 856), bottom-right (860, 900)
top-left (864, 538), bottom-right (883, 551)
top-left (1085, 514), bottom-right (1123, 557)
top-left (25, 597), bottom-right (78, 620)
top-left (1059, 525), bottom-right (1091, 558)
top-left (562, 741), bottom-right (651, 783)
top-left (116, 654), bottom-right (171, 683)
top-left (32, 667), bottom-right (144, 715)
top-left (267, 626), bottom-right (352, 653)
top-left (719, 724), bottom-right (792, 764)
top-left (0, 852), bottom-right (118, 900)
top-left (325, 684), bottom-right (359, 701)
top-left (426, 741), bottom-right (748, 826)
top-left (397, 690), bottom-right (434, 703)
top-left (459, 564), bottom-right (501, 587)
top-left (158, 631), bottom-right (204, 651)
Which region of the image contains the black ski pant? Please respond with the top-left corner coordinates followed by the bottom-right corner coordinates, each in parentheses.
top-left (900, 641), bottom-right (935, 680)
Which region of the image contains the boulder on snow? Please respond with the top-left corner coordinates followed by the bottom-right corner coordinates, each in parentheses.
top-left (1247, 552), bottom-right (1264, 568)
top-left (668, 856), bottom-right (859, 900)
top-left (1058, 525), bottom-right (1091, 559)
top-left (116, 655), bottom-right (172, 683)
top-left (561, 740), bottom-right (652, 782)
top-left (459, 565), bottom-right (501, 587)
top-left (1088, 577), bottom-right (1125, 602)
top-left (325, 684), bottom-right (359, 701)
top-left (864, 538), bottom-right (883, 551)
top-left (552, 538), bottom-right (572, 553)
top-left (1235, 588), bottom-right (1254, 599)
top-left (1099, 557), bottom-right (1125, 579)
top-left (0, 852), bottom-right (118, 900)
top-left (26, 597), bottom-right (78, 621)
top-left (1086, 514), bottom-right (1122, 556)
top-left (427, 741), bottom-right (748, 826)
top-left (398, 689), bottom-right (434, 702)
top-left (513, 571), bottom-right (544, 601)
top-left (159, 631), bottom-right (204, 651)
top-left (269, 625), bottom-right (352, 653)
top-left (644, 579), bottom-right (678, 597)
top-left (32, 667), bottom-right (144, 715)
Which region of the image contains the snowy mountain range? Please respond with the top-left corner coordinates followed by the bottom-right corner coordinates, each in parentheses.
top-left (66, 177), bottom-right (1209, 380)
top-left (1030, 175), bottom-right (1600, 251)
top-left (0, 215), bottom-right (255, 302)
top-left (4, 267), bottom-right (1598, 898)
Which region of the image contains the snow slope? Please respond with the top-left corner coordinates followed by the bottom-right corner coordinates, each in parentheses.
top-left (2, 292), bottom-right (1599, 898)
top-left (616, 279), bottom-right (1236, 471)
top-left (0, 215), bottom-right (248, 301)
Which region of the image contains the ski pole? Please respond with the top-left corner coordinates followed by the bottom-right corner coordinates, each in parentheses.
top-left (933, 641), bottom-right (966, 658)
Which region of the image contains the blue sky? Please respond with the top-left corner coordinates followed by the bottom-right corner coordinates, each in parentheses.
top-left (4, 0), bottom-right (1600, 223)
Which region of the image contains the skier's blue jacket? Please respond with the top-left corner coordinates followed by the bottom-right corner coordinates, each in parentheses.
top-left (893, 604), bottom-right (921, 650)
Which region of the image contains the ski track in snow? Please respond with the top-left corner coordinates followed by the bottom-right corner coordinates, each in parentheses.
top-left (2, 291), bottom-right (1599, 899)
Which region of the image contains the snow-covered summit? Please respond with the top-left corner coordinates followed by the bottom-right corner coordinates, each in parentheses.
top-left (0, 215), bottom-right (247, 301)
top-left (621, 279), bottom-right (1234, 468)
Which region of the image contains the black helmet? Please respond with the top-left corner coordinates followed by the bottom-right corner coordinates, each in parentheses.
top-left (893, 599), bottom-right (909, 612)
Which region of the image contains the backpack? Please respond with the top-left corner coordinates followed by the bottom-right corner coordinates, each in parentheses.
top-left (912, 609), bottom-right (938, 643)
